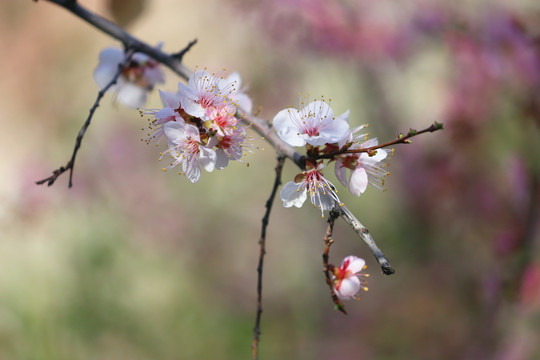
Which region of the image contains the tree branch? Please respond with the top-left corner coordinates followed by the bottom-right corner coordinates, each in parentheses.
top-left (322, 209), bottom-right (347, 314)
top-left (337, 205), bottom-right (395, 275)
top-left (171, 39), bottom-right (198, 61)
top-left (314, 122), bottom-right (444, 160)
top-left (36, 48), bottom-right (135, 187)
top-left (252, 156), bottom-right (286, 360)
top-left (43, 0), bottom-right (192, 81)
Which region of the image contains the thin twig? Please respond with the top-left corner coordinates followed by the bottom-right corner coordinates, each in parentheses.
top-left (36, 48), bottom-right (135, 187)
top-left (337, 205), bottom-right (395, 275)
top-left (314, 122), bottom-right (444, 160)
top-left (171, 39), bottom-right (198, 61)
top-left (252, 156), bottom-right (286, 360)
top-left (322, 209), bottom-right (347, 314)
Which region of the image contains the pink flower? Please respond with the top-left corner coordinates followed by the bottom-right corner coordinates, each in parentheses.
top-left (162, 122), bottom-right (216, 183)
top-left (205, 103), bottom-right (238, 137)
top-left (178, 70), bottom-right (234, 119)
top-left (273, 100), bottom-right (350, 147)
top-left (215, 129), bottom-right (248, 170)
top-left (94, 46), bottom-right (165, 108)
top-left (280, 163), bottom-right (341, 216)
top-left (332, 256), bottom-right (369, 300)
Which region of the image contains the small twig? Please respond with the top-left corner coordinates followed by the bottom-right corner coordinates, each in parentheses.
top-left (322, 209), bottom-right (347, 314)
top-left (314, 122), bottom-right (444, 160)
top-left (36, 48), bottom-right (135, 187)
top-left (337, 205), bottom-right (395, 275)
top-left (252, 156), bottom-right (286, 360)
top-left (171, 39), bottom-right (198, 61)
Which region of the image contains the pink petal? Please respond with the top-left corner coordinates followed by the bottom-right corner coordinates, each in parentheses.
top-left (336, 277), bottom-right (361, 300)
top-left (344, 256), bottom-right (366, 274)
top-left (348, 167), bottom-right (368, 196)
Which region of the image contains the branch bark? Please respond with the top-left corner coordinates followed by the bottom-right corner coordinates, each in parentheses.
top-left (36, 48), bottom-right (135, 187)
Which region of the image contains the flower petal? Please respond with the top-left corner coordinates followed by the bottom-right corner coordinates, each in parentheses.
top-left (334, 158), bottom-right (348, 187)
top-left (159, 90), bottom-right (181, 109)
top-left (348, 167), bottom-right (368, 196)
top-left (215, 148), bottom-right (230, 170)
top-left (312, 191), bottom-right (336, 213)
top-left (163, 121), bottom-right (187, 144)
top-left (335, 276), bottom-right (361, 300)
top-left (98, 47), bottom-right (124, 63)
top-left (184, 161), bottom-right (201, 183)
top-left (280, 182), bottom-right (307, 208)
top-left (319, 116), bottom-right (351, 144)
top-left (199, 146), bottom-right (217, 173)
top-left (93, 63), bottom-right (120, 89)
top-left (343, 256), bottom-right (365, 274)
top-left (273, 108), bottom-right (306, 147)
top-left (117, 83), bottom-right (148, 108)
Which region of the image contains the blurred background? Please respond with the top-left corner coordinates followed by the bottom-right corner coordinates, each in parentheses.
top-left (1, 0), bottom-right (540, 359)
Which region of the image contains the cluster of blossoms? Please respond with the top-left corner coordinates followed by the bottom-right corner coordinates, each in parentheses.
top-left (142, 69), bottom-right (254, 183)
top-left (274, 98), bottom-right (391, 216)
top-left (273, 99), bottom-right (390, 301)
top-left (94, 46), bottom-right (165, 108)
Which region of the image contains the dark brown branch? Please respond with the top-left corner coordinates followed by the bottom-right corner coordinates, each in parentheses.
top-left (36, 48), bottom-right (135, 187)
top-left (252, 156), bottom-right (286, 360)
top-left (336, 205), bottom-right (395, 275)
top-left (323, 209), bottom-right (347, 314)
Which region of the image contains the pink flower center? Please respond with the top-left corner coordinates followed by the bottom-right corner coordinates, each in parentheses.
top-left (184, 138), bottom-right (200, 155)
top-left (303, 125), bottom-right (320, 137)
top-left (333, 259), bottom-right (352, 290)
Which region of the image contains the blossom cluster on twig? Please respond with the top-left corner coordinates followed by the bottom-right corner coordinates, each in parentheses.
top-left (138, 69), bottom-right (255, 183)
top-left (274, 98), bottom-right (390, 216)
top-left (33, 2), bottom-right (445, 357)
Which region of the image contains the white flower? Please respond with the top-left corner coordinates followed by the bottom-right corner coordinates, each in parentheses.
top-left (143, 90), bottom-right (185, 145)
top-left (162, 122), bottom-right (216, 183)
top-left (335, 137), bottom-right (389, 196)
top-left (332, 256), bottom-right (369, 300)
top-left (273, 100), bottom-right (350, 147)
top-left (280, 163), bottom-right (341, 216)
top-left (94, 46), bottom-right (165, 108)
